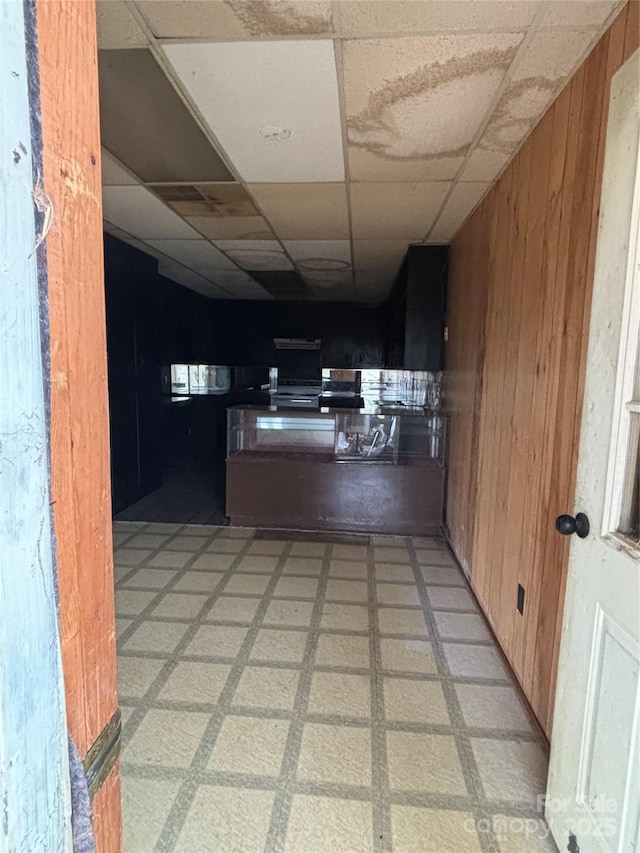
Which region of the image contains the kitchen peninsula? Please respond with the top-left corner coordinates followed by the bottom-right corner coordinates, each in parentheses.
top-left (226, 405), bottom-right (446, 536)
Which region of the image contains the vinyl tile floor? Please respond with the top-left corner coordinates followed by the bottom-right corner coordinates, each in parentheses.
top-left (114, 522), bottom-right (557, 853)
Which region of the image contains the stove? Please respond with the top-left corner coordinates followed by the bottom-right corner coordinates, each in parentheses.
top-left (272, 378), bottom-right (322, 409)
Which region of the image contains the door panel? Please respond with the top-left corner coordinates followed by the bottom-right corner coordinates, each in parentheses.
top-left (547, 50), bottom-right (640, 853)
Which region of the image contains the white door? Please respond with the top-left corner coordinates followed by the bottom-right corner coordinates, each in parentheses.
top-left (546, 51), bottom-right (640, 853)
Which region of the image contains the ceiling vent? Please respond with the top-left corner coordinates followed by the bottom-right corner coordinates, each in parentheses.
top-left (274, 338), bottom-right (321, 351)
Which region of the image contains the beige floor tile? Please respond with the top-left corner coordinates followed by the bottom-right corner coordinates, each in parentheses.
top-left (115, 589), bottom-right (158, 617)
top-left (332, 543), bottom-right (369, 560)
top-left (112, 532), bottom-right (131, 547)
top-left (206, 596), bottom-right (261, 624)
top-left (427, 587), bottom-right (478, 611)
top-left (289, 541), bottom-right (327, 557)
top-left (326, 579), bottom-right (368, 602)
top-left (416, 550), bottom-right (457, 567)
top-left (117, 656), bottom-right (165, 698)
top-left (246, 539), bottom-right (287, 556)
top-left (217, 526), bottom-right (254, 538)
top-left (123, 621), bottom-right (189, 654)
top-left (390, 805), bottom-right (482, 852)
top-left (186, 625), bottom-right (248, 658)
top-left (181, 524), bottom-right (220, 536)
top-left (204, 537), bottom-right (245, 553)
top-left (166, 535), bottom-right (209, 551)
top-left (321, 603), bottom-right (369, 631)
top-left (380, 638), bottom-right (437, 674)
top-left (285, 795), bottom-right (374, 853)
top-left (376, 582), bottom-right (421, 607)
top-left (114, 548), bottom-right (153, 567)
top-left (175, 786), bottom-right (274, 853)
top-left (115, 618), bottom-right (133, 639)
top-left (112, 521), bottom-right (146, 532)
top-left (282, 556), bottom-right (323, 575)
top-left (171, 570), bottom-right (224, 594)
top-left (307, 671), bottom-right (371, 717)
top-left (158, 661), bottom-right (231, 704)
top-left (375, 563), bottom-right (415, 582)
top-left (297, 723), bottom-right (371, 786)
top-left (121, 568), bottom-right (177, 590)
top-left (434, 611), bottom-right (490, 641)
top-left (387, 731), bottom-right (467, 795)
top-left (455, 684), bottom-right (532, 732)
top-left (411, 537), bottom-right (448, 550)
top-left (207, 715), bottom-right (290, 776)
top-left (150, 593), bottom-right (208, 620)
top-left (443, 644), bottom-right (508, 681)
top-left (264, 599), bottom-right (314, 628)
top-left (378, 607), bottom-right (428, 636)
top-left (192, 552), bottom-right (236, 571)
top-left (125, 533), bottom-right (172, 550)
top-left (383, 678), bottom-right (450, 724)
top-left (494, 814), bottom-right (557, 852)
top-left (373, 546), bottom-right (411, 564)
top-left (144, 522), bottom-right (182, 534)
top-left (124, 708), bottom-right (209, 768)
top-left (122, 776), bottom-right (181, 852)
top-left (328, 560), bottom-right (369, 579)
top-left (274, 576), bottom-right (319, 599)
top-left (421, 565), bottom-right (466, 586)
top-left (250, 628), bottom-right (308, 663)
top-left (120, 705), bottom-right (135, 727)
top-left (373, 535), bottom-right (406, 545)
top-left (147, 551), bottom-right (194, 569)
top-left (315, 633), bottom-right (370, 669)
top-left (224, 573), bottom-right (270, 596)
top-left (235, 554), bottom-right (279, 573)
top-left (472, 739), bottom-right (548, 807)
top-left (232, 666), bottom-right (300, 711)
top-left (114, 565), bottom-right (134, 583)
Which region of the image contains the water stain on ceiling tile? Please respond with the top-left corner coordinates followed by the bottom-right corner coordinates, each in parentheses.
top-left (343, 34), bottom-right (522, 181)
top-left (283, 240), bottom-right (352, 272)
top-left (137, 0), bottom-right (332, 39)
top-left (214, 241), bottom-right (294, 271)
top-left (186, 216), bottom-right (275, 241)
top-left (151, 183), bottom-right (260, 218)
top-left (476, 29), bottom-right (596, 155)
top-left (98, 49), bottom-right (234, 183)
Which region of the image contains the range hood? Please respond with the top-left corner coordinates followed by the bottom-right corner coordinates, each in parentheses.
top-left (273, 337), bottom-right (321, 351)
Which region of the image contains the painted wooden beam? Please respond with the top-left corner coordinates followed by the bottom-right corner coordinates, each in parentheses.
top-left (0, 0), bottom-right (72, 849)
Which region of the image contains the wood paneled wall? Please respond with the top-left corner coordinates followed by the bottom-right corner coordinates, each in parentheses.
top-left (37, 0), bottom-right (121, 848)
top-left (445, 2), bottom-right (639, 738)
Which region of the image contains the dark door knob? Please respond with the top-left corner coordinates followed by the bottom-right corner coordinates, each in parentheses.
top-left (555, 512), bottom-right (590, 538)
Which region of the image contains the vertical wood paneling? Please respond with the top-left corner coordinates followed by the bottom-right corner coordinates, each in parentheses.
top-left (445, 2), bottom-right (639, 737)
top-left (36, 0), bottom-right (121, 848)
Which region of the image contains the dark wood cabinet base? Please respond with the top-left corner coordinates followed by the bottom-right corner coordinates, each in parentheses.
top-left (226, 454), bottom-right (444, 536)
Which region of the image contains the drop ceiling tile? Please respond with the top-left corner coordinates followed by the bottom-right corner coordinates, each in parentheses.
top-left (157, 261), bottom-right (230, 299)
top-left (213, 241), bottom-right (293, 271)
top-left (151, 184), bottom-right (260, 219)
top-left (350, 182), bottom-right (450, 240)
top-left (99, 49), bottom-right (234, 183)
top-left (102, 186), bottom-right (200, 240)
top-left (352, 240), bottom-right (408, 271)
top-left (537, 1), bottom-right (622, 28)
top-left (248, 184), bottom-right (349, 240)
top-left (461, 148), bottom-right (510, 182)
top-left (208, 270), bottom-right (263, 289)
top-left (147, 239), bottom-right (241, 273)
top-left (428, 182), bottom-right (489, 242)
top-left (101, 149), bottom-right (139, 186)
top-left (477, 29), bottom-right (597, 156)
top-left (302, 270), bottom-right (354, 297)
top-left (338, 1), bottom-right (540, 37)
top-left (96, 1), bottom-right (148, 48)
top-left (186, 216), bottom-right (275, 241)
top-left (283, 241), bottom-right (351, 273)
top-left (138, 0), bottom-right (333, 39)
top-left (344, 34), bottom-right (522, 184)
top-left (163, 41), bottom-right (344, 182)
